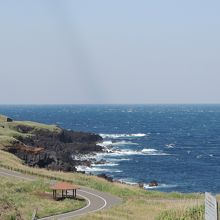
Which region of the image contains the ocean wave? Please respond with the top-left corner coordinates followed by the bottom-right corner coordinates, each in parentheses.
top-left (106, 149), bottom-right (169, 156)
top-left (95, 150), bottom-right (141, 157)
top-left (100, 133), bottom-right (147, 139)
top-left (141, 148), bottom-right (170, 156)
top-left (112, 141), bottom-right (139, 146)
top-left (165, 144), bottom-right (176, 148)
top-left (93, 163), bottom-right (119, 167)
top-left (108, 158), bottom-right (131, 162)
top-left (141, 148), bottom-right (158, 153)
top-left (97, 141), bottom-right (113, 147)
top-left (74, 148), bottom-right (169, 166)
top-left (95, 148), bottom-right (170, 157)
top-left (76, 166), bottom-right (110, 173)
top-left (143, 183), bottom-right (177, 190)
top-left (97, 140), bottom-right (138, 147)
top-left (76, 165), bottom-right (121, 173)
top-left (107, 149), bottom-right (143, 156)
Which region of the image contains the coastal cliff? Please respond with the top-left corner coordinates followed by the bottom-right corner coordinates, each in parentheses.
top-left (0, 115), bottom-right (103, 171)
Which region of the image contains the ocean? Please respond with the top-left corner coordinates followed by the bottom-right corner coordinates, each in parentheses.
top-left (0, 104), bottom-right (220, 193)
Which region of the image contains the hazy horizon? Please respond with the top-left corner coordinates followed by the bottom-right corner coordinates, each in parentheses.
top-left (1, 103), bottom-right (220, 106)
top-left (0, 0), bottom-right (219, 104)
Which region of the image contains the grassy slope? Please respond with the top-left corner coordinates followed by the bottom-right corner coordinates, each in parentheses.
top-left (0, 176), bottom-right (85, 220)
top-left (0, 150), bottom-right (209, 220)
top-left (0, 115), bottom-right (61, 149)
top-left (0, 115), bottom-right (218, 219)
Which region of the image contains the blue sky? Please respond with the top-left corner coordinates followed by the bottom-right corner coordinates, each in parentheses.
top-left (0, 0), bottom-right (220, 104)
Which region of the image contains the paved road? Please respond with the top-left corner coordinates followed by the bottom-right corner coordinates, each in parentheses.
top-left (0, 167), bottom-right (121, 220)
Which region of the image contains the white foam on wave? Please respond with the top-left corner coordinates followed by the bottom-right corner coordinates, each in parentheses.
top-left (107, 149), bottom-right (143, 156)
top-left (76, 165), bottom-right (121, 173)
top-left (93, 163), bottom-right (119, 167)
top-left (165, 144), bottom-right (176, 148)
top-left (76, 166), bottom-right (110, 173)
top-left (141, 148), bottom-right (170, 156)
top-left (108, 158), bottom-right (131, 162)
top-left (100, 133), bottom-right (147, 139)
top-left (74, 148), bottom-right (169, 168)
top-left (97, 141), bottom-right (113, 147)
top-left (143, 183), bottom-right (177, 189)
top-left (141, 148), bottom-right (158, 153)
top-left (107, 149), bottom-right (169, 156)
top-left (95, 148), bottom-right (170, 157)
top-left (97, 140), bottom-right (138, 148)
top-left (112, 141), bottom-right (139, 146)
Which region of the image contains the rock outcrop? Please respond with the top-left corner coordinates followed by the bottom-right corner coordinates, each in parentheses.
top-left (0, 116), bottom-right (103, 172)
top-left (149, 180), bottom-right (158, 187)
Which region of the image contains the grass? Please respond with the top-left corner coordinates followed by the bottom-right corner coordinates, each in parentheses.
top-left (0, 114), bottom-right (60, 133)
top-left (156, 205), bottom-right (205, 220)
top-left (0, 176), bottom-right (86, 220)
top-left (77, 198), bottom-right (203, 220)
top-left (8, 120), bottom-right (61, 134)
top-left (0, 150), bottom-right (211, 220)
top-left (0, 114), bottom-right (61, 149)
top-left (0, 135), bottom-right (17, 149)
top-left (0, 150), bottom-right (200, 199)
top-left (0, 115), bottom-right (218, 219)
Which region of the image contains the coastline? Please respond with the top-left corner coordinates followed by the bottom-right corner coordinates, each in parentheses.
top-left (0, 148), bottom-right (207, 220)
top-left (1, 106), bottom-right (220, 194)
top-left (0, 115), bottom-right (104, 172)
top-left (0, 114), bottom-right (215, 219)
top-left (74, 135), bottom-right (174, 191)
top-left (0, 115), bottom-right (169, 191)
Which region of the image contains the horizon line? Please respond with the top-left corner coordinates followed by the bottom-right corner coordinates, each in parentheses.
top-left (1, 103), bottom-right (220, 106)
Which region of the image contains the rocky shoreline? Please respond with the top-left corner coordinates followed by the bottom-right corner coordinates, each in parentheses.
top-left (0, 115), bottom-right (105, 172)
top-left (0, 115), bottom-right (159, 188)
top-left (12, 129), bottom-right (104, 172)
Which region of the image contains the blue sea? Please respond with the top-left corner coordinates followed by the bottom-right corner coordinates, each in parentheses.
top-left (0, 104), bottom-right (220, 193)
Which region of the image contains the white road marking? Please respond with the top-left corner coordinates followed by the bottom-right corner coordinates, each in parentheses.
top-left (58, 190), bottom-right (107, 219)
top-left (58, 194), bottom-right (91, 220)
top-left (79, 189), bottom-right (107, 212)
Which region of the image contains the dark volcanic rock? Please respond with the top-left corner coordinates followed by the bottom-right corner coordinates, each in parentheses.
top-left (6, 117), bottom-right (13, 122)
top-left (9, 126), bottom-right (103, 172)
top-left (16, 125), bottom-right (33, 133)
top-left (149, 180), bottom-right (158, 187)
top-left (59, 130), bottom-right (102, 143)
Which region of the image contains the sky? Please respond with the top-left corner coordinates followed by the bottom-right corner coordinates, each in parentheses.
top-left (0, 0), bottom-right (220, 104)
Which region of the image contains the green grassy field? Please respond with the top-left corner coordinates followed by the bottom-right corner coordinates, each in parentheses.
top-left (0, 176), bottom-right (85, 220)
top-left (0, 115), bottom-right (218, 219)
top-left (0, 149), bottom-right (211, 220)
top-left (0, 115), bottom-right (61, 149)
